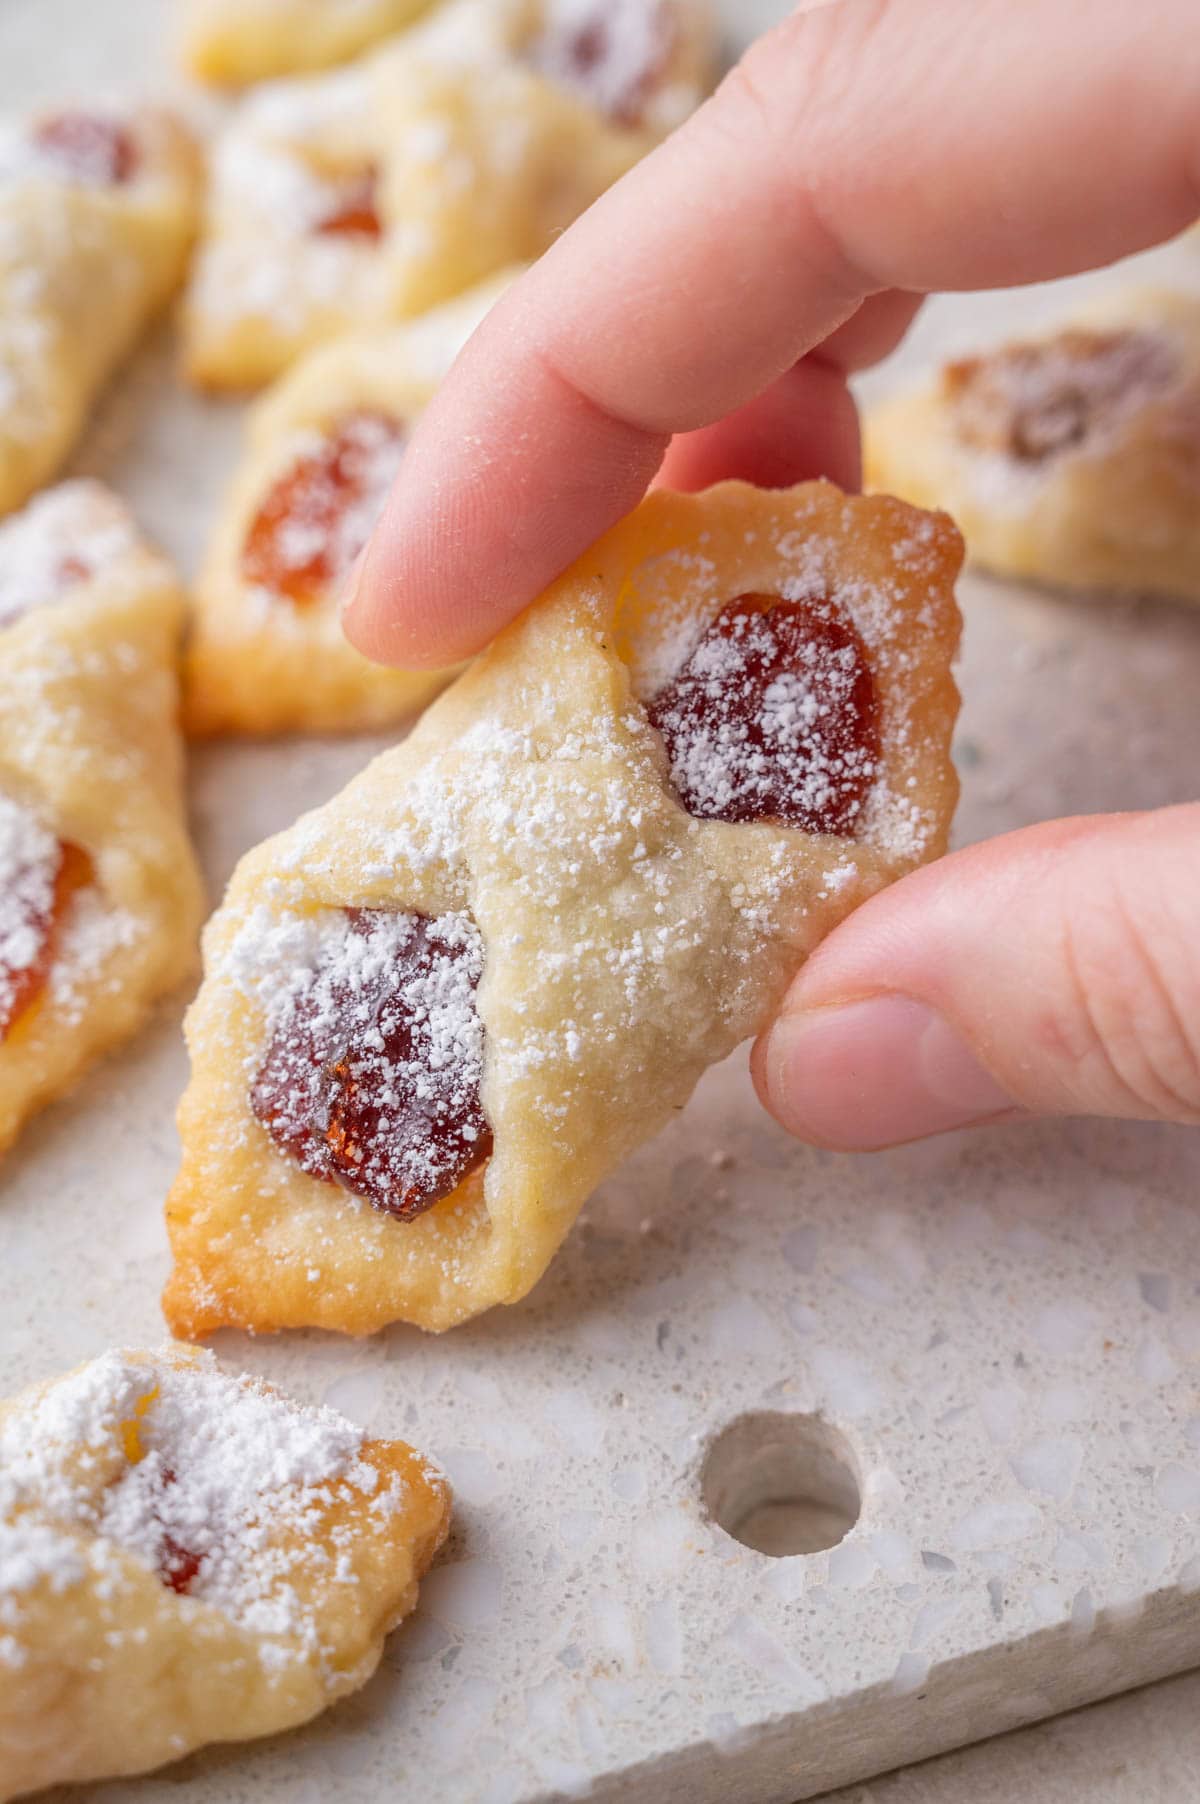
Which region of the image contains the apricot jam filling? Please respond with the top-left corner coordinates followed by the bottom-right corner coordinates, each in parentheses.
top-left (251, 908), bottom-right (491, 1221)
top-left (645, 595), bottom-right (881, 835)
top-left (312, 165), bottom-right (382, 239)
top-left (241, 410), bottom-right (406, 608)
top-left (32, 113), bottom-right (140, 186)
top-left (946, 328), bottom-right (1179, 464)
top-left (0, 817), bottom-right (93, 1042)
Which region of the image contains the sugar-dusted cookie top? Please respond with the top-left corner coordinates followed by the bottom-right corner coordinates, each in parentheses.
top-left (167, 480), bottom-right (963, 1337)
top-left (0, 1343), bottom-right (450, 1798)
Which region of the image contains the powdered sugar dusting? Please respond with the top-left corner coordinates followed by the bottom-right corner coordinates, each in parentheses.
top-left (0, 482), bottom-right (137, 628)
top-left (0, 793), bottom-right (59, 1027)
top-left (527, 0), bottom-right (671, 126)
top-left (948, 326), bottom-right (1183, 507)
top-left (0, 1348), bottom-right (390, 1664)
top-left (48, 885), bottom-right (142, 1025)
top-left (644, 600), bottom-right (880, 833)
top-left (0, 110), bottom-right (135, 188)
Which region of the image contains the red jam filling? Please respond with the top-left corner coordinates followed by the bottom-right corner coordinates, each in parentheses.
top-left (313, 166), bottom-right (382, 239)
top-left (160, 1537), bottom-right (203, 1594)
top-left (241, 410), bottom-right (405, 608)
top-left (0, 838), bottom-right (93, 1041)
top-left (645, 595), bottom-right (881, 835)
top-left (250, 909), bottom-right (491, 1221)
top-left (32, 113), bottom-right (139, 186)
top-left (150, 1468), bottom-right (202, 1596)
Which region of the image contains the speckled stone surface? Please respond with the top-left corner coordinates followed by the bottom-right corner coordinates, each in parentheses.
top-left (2, 3), bottom-right (1200, 1802)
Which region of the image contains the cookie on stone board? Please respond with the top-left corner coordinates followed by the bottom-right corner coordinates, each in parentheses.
top-left (0, 1342), bottom-right (450, 1799)
top-left (0, 483), bottom-right (204, 1159)
top-left (866, 289), bottom-right (1200, 604)
top-left (165, 479), bottom-right (963, 1338)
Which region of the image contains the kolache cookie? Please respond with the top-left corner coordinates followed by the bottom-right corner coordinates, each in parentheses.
top-left (180, 0), bottom-right (437, 86)
top-left (184, 268), bottom-right (520, 737)
top-left (182, 0), bottom-right (714, 389)
top-left (866, 289), bottom-right (1200, 604)
top-left (411, 0), bottom-right (717, 138)
top-left (0, 104), bottom-right (199, 516)
top-left (165, 481), bottom-right (963, 1339)
top-left (0, 483), bottom-right (204, 1159)
top-left (0, 1343), bottom-right (450, 1800)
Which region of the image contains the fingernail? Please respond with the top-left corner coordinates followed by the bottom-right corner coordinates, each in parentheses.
top-left (763, 996), bottom-right (1018, 1150)
top-left (338, 545), bottom-right (368, 625)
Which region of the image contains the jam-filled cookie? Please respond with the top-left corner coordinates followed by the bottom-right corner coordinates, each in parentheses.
top-left (180, 0), bottom-right (436, 85)
top-left (0, 484), bottom-right (203, 1159)
top-left (866, 290), bottom-right (1200, 604)
top-left (182, 2), bottom-right (712, 389)
top-left (0, 1343), bottom-right (449, 1798)
top-left (413, 0), bottom-right (717, 138)
top-left (185, 269), bottom-right (518, 737)
top-left (0, 105), bottom-right (200, 516)
top-left (165, 481), bottom-right (962, 1338)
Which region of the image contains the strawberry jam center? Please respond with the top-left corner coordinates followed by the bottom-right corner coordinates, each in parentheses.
top-left (313, 166), bottom-right (382, 238)
top-left (32, 113), bottom-right (139, 186)
top-left (250, 909), bottom-right (491, 1221)
top-left (0, 820), bottom-right (93, 1042)
top-left (645, 595), bottom-right (881, 834)
top-left (241, 411), bottom-right (405, 608)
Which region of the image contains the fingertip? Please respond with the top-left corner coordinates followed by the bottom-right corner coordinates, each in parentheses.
top-left (752, 997), bottom-right (1019, 1151)
top-left (657, 358), bottom-right (862, 494)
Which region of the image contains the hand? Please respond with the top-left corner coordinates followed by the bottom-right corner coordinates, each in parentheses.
top-left (344, 0), bottom-right (1200, 1146)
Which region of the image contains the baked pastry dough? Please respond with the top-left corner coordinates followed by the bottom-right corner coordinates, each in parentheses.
top-left (866, 289), bottom-right (1200, 604)
top-left (411, 0), bottom-right (717, 138)
top-left (0, 1342), bottom-right (449, 1800)
top-left (0, 105), bottom-right (199, 516)
top-left (165, 480), bottom-right (962, 1338)
top-left (184, 268), bottom-right (519, 737)
top-left (183, 2), bottom-right (713, 388)
top-left (180, 0), bottom-right (436, 85)
top-left (0, 482), bottom-right (204, 1158)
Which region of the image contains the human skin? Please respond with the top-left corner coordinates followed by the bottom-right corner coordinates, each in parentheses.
top-left (344, 0), bottom-right (1200, 1148)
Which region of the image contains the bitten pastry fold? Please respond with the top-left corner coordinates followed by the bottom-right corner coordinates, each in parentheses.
top-left (184, 270), bottom-right (518, 736)
top-left (0, 105), bottom-right (199, 515)
top-left (166, 481), bottom-right (962, 1337)
top-left (0, 1343), bottom-right (450, 1801)
top-left (183, 1), bottom-right (714, 387)
top-left (866, 289), bottom-right (1200, 604)
top-left (0, 483), bottom-right (204, 1157)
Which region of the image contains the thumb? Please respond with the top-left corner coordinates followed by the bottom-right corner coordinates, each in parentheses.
top-left (752, 805), bottom-right (1200, 1149)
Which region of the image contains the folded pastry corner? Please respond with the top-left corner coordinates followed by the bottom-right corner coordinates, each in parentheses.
top-left (184, 269), bottom-right (520, 737)
top-left (0, 1342), bottom-right (450, 1800)
top-left (179, 0), bottom-right (437, 85)
top-left (165, 480), bottom-right (962, 1338)
top-left (0, 482), bottom-right (204, 1158)
top-left (0, 102), bottom-right (200, 515)
top-left (865, 288), bottom-right (1200, 604)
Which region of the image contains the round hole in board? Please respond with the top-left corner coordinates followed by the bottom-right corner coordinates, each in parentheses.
top-left (700, 1411), bottom-right (861, 1557)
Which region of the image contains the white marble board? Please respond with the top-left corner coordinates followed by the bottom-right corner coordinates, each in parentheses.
top-left (1, 3), bottom-right (1200, 1801)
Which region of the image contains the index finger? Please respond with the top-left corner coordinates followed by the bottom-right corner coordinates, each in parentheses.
top-left (343, 0), bottom-right (1200, 669)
